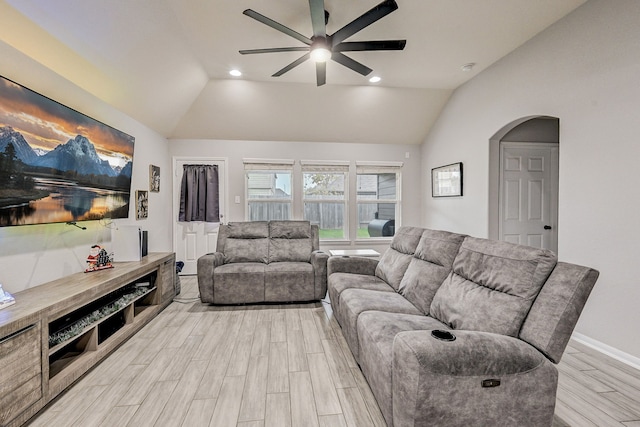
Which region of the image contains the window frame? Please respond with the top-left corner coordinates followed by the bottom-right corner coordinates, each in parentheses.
top-left (243, 158), bottom-right (294, 222)
top-left (355, 161), bottom-right (403, 241)
top-left (301, 160), bottom-right (350, 241)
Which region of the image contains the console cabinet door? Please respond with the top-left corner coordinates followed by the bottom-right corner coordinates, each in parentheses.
top-left (0, 323), bottom-right (42, 425)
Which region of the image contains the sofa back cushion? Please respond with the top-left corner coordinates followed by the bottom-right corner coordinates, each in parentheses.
top-left (223, 221), bottom-right (269, 264)
top-left (375, 226), bottom-right (424, 290)
top-left (519, 262), bottom-right (599, 363)
top-left (399, 229), bottom-right (466, 315)
top-left (268, 221), bottom-right (314, 263)
top-left (430, 237), bottom-right (557, 337)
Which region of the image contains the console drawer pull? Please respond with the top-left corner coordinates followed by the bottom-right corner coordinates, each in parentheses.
top-left (0, 324), bottom-right (35, 345)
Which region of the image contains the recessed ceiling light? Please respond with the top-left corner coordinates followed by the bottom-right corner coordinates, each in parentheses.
top-left (461, 63), bottom-right (475, 72)
top-left (229, 69), bottom-right (242, 77)
top-left (369, 76), bottom-right (381, 83)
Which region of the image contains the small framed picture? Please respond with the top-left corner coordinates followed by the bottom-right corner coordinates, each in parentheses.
top-left (136, 190), bottom-right (148, 219)
top-left (149, 164), bottom-right (160, 192)
top-left (432, 162), bottom-right (463, 197)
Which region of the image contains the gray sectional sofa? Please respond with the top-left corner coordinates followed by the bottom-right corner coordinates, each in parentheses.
top-left (328, 226), bottom-right (599, 426)
top-left (197, 220), bottom-right (328, 304)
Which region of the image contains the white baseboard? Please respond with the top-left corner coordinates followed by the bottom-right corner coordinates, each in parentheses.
top-left (572, 332), bottom-right (640, 371)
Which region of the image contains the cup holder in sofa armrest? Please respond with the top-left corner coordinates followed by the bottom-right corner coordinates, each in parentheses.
top-left (431, 330), bottom-right (456, 341)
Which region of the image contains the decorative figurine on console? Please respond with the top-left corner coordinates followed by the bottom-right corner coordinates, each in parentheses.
top-left (85, 244), bottom-right (114, 272)
top-left (0, 283), bottom-right (15, 310)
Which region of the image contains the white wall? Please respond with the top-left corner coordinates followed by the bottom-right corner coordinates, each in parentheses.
top-left (0, 41), bottom-right (173, 293)
top-left (421, 0), bottom-right (640, 361)
top-left (169, 139), bottom-right (421, 254)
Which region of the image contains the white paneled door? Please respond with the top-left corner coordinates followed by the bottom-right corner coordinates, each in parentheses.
top-left (173, 158), bottom-right (227, 275)
top-left (499, 143), bottom-right (558, 253)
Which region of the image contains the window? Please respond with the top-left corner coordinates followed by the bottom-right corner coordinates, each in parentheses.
top-left (356, 162), bottom-right (402, 238)
top-left (244, 159), bottom-right (294, 221)
top-left (302, 161), bottom-right (349, 240)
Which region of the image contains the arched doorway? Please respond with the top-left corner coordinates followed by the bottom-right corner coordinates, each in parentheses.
top-left (488, 116), bottom-right (559, 253)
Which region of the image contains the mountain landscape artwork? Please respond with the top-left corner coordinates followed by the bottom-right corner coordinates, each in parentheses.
top-left (0, 75), bottom-right (135, 227)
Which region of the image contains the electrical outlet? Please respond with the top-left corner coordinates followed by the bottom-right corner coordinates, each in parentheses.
top-left (405, 152), bottom-right (410, 159)
top-left (235, 195), bottom-right (241, 204)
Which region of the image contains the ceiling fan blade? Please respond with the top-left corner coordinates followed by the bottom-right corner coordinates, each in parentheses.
top-left (309, 0), bottom-right (326, 38)
top-left (330, 0), bottom-right (398, 46)
top-left (334, 40), bottom-right (406, 52)
top-left (240, 47), bottom-right (310, 55)
top-left (243, 9), bottom-right (312, 45)
top-left (331, 52), bottom-right (372, 76)
top-left (316, 61), bottom-right (326, 86)
top-left (272, 53), bottom-right (311, 77)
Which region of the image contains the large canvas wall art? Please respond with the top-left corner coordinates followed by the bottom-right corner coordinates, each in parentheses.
top-left (0, 75), bottom-right (135, 227)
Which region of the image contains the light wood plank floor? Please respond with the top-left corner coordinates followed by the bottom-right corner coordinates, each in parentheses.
top-left (27, 277), bottom-right (640, 427)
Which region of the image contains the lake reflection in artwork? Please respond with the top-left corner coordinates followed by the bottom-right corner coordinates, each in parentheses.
top-left (0, 178), bottom-right (129, 226)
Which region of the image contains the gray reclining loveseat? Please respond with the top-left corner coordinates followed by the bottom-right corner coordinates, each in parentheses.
top-left (328, 226), bottom-right (599, 426)
top-left (198, 220), bottom-right (328, 304)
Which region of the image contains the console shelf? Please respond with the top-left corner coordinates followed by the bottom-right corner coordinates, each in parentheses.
top-left (0, 252), bottom-right (175, 427)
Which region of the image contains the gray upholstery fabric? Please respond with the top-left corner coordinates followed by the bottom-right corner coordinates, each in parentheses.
top-left (324, 227), bottom-right (598, 427)
top-left (212, 262), bottom-right (265, 304)
top-left (198, 221), bottom-right (328, 304)
top-left (430, 237), bottom-right (557, 336)
top-left (197, 252), bottom-right (224, 303)
top-left (389, 226), bottom-right (425, 254)
top-left (227, 221), bottom-right (269, 238)
top-left (399, 229), bottom-right (466, 314)
top-left (327, 273), bottom-right (394, 322)
top-left (223, 237), bottom-right (269, 264)
top-left (393, 330), bottom-right (558, 427)
top-left (311, 251), bottom-right (330, 300)
top-left (336, 289), bottom-right (421, 361)
top-left (269, 220), bottom-right (311, 238)
top-left (269, 238), bottom-right (312, 263)
top-left (375, 226), bottom-right (424, 290)
top-left (327, 255), bottom-right (378, 277)
top-left (520, 262), bottom-right (599, 363)
top-left (265, 262), bottom-right (314, 302)
top-left (357, 311), bottom-right (447, 425)
top-left (413, 228), bottom-right (466, 267)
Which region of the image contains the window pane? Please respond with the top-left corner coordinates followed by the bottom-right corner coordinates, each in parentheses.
top-left (247, 172), bottom-right (291, 199)
top-left (357, 173), bottom-right (396, 200)
top-left (248, 202), bottom-right (291, 221)
top-left (303, 173), bottom-right (345, 200)
top-left (358, 203), bottom-right (396, 237)
top-left (304, 202), bottom-right (345, 239)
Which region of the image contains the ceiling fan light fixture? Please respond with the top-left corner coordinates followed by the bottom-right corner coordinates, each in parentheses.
top-left (310, 39), bottom-right (331, 62)
top-left (310, 47), bottom-right (331, 62)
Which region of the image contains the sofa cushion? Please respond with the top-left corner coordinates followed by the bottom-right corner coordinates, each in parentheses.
top-left (269, 220), bottom-right (311, 238)
top-left (265, 262), bottom-right (314, 302)
top-left (269, 238), bottom-right (312, 263)
top-left (327, 273), bottom-right (395, 323)
top-left (430, 237), bottom-right (557, 337)
top-left (399, 230), bottom-right (466, 314)
top-left (227, 221), bottom-right (269, 238)
top-left (224, 237), bottom-right (269, 264)
top-left (213, 263), bottom-right (265, 303)
top-left (337, 289), bottom-right (422, 362)
top-left (357, 311), bottom-right (449, 425)
top-left (375, 226), bottom-right (424, 290)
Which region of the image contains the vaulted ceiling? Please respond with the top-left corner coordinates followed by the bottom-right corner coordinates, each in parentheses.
top-left (1, 0), bottom-right (586, 144)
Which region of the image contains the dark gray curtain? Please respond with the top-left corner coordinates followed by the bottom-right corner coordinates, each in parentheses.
top-left (179, 164), bottom-right (220, 222)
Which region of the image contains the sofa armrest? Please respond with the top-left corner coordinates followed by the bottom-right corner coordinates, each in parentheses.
top-left (327, 256), bottom-right (378, 276)
top-left (197, 252), bottom-right (225, 303)
top-left (311, 250), bottom-right (329, 299)
top-left (392, 329), bottom-right (558, 426)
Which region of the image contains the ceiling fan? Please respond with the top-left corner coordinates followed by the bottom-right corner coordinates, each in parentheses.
top-left (239, 0), bottom-right (406, 86)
